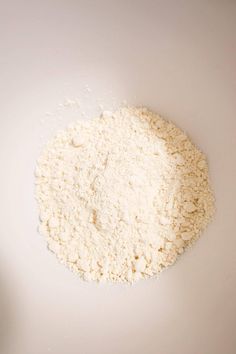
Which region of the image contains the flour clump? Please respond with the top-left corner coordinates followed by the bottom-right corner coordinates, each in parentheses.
top-left (35, 107), bottom-right (214, 282)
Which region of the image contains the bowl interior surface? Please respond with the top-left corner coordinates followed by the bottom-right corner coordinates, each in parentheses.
top-left (0, 1), bottom-right (236, 354)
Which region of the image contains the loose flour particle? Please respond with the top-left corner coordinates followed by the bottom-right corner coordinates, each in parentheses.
top-left (183, 202), bottom-right (197, 213)
top-left (134, 256), bottom-right (147, 273)
top-left (48, 217), bottom-right (59, 228)
top-left (35, 106), bottom-right (215, 283)
top-left (72, 135), bottom-right (85, 147)
top-left (181, 231), bottom-right (194, 241)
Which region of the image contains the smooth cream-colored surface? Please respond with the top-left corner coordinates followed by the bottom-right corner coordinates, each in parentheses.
top-left (0, 1), bottom-right (236, 354)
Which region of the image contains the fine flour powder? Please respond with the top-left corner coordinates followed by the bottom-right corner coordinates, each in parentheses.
top-left (35, 107), bottom-right (214, 282)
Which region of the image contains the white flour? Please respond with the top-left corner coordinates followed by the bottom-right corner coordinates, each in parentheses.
top-left (35, 107), bottom-right (214, 282)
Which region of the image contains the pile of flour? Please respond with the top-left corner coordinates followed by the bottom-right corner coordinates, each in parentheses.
top-left (35, 107), bottom-right (214, 282)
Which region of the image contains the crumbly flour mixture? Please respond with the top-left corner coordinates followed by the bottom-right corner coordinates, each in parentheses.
top-left (35, 107), bottom-right (214, 282)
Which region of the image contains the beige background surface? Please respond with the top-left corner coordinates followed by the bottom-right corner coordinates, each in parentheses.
top-left (0, 1), bottom-right (236, 354)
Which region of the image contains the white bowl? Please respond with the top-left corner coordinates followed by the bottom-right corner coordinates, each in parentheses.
top-left (1, 1), bottom-right (236, 354)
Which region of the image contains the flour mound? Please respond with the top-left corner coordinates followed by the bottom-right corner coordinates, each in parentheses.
top-left (35, 107), bottom-right (214, 282)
